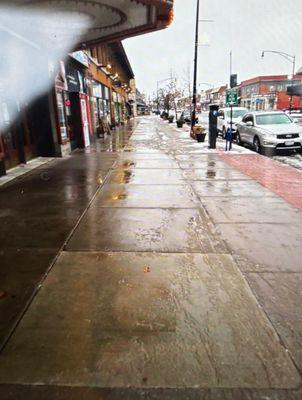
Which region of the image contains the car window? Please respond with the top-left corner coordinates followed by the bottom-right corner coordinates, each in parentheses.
top-left (225, 109), bottom-right (247, 119)
top-left (242, 114), bottom-right (253, 124)
top-left (256, 113), bottom-right (292, 125)
top-left (232, 109), bottom-right (248, 118)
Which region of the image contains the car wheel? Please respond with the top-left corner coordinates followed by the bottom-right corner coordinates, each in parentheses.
top-left (236, 131), bottom-right (242, 145)
top-left (254, 137), bottom-right (262, 154)
top-left (222, 126), bottom-right (226, 139)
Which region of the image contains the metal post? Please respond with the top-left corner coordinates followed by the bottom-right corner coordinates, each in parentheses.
top-left (191, 0), bottom-right (200, 133)
top-left (157, 81), bottom-right (159, 114)
top-left (229, 51), bottom-right (233, 146)
top-left (289, 56), bottom-right (296, 114)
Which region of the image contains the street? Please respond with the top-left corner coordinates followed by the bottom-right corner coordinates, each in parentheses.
top-left (196, 112), bottom-right (302, 171)
top-left (0, 116), bottom-right (302, 399)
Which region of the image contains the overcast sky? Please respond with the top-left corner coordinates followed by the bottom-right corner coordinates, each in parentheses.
top-left (123, 0), bottom-right (302, 97)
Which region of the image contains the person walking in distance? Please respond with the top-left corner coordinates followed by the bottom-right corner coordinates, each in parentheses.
top-left (225, 126), bottom-right (232, 151)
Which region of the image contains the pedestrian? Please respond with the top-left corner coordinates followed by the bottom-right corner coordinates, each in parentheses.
top-left (225, 126), bottom-right (233, 151)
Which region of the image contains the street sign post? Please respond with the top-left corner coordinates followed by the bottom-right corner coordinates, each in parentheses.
top-left (226, 89), bottom-right (238, 151)
top-left (226, 89), bottom-right (238, 106)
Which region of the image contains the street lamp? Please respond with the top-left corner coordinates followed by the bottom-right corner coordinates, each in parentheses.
top-left (191, 0), bottom-right (214, 133)
top-left (156, 77), bottom-right (175, 113)
top-left (261, 50), bottom-right (296, 113)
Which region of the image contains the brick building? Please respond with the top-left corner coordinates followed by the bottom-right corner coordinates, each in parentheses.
top-left (239, 75), bottom-right (302, 111)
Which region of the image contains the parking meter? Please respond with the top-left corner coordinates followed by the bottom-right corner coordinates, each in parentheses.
top-left (208, 104), bottom-right (219, 149)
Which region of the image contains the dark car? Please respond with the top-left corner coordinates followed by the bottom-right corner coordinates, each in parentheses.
top-left (179, 110), bottom-right (199, 124)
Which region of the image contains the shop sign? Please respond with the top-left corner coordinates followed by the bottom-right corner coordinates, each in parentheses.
top-left (65, 65), bottom-right (81, 92)
top-left (70, 51), bottom-right (89, 67)
top-left (92, 81), bottom-right (102, 98)
top-left (78, 71), bottom-right (84, 93)
top-left (55, 61), bottom-right (68, 91)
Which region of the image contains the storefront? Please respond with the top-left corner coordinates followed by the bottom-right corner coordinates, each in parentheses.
top-left (0, 93), bottom-right (41, 175)
top-left (89, 81), bottom-right (111, 135)
top-left (112, 91), bottom-right (120, 126)
top-left (54, 61), bottom-right (69, 156)
top-left (53, 59), bottom-right (92, 152)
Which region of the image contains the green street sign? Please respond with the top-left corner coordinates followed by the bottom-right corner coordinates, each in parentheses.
top-left (226, 89), bottom-right (238, 106)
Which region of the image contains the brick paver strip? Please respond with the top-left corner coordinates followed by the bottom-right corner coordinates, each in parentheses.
top-left (219, 153), bottom-right (302, 212)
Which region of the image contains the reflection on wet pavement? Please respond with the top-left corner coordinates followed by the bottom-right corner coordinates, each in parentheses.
top-left (0, 121), bottom-right (136, 347)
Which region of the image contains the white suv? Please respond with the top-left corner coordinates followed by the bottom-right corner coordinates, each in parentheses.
top-left (217, 107), bottom-right (248, 138)
top-left (236, 111), bottom-right (302, 155)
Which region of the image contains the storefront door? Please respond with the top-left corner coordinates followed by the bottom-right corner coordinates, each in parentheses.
top-left (80, 96), bottom-right (90, 147)
top-left (0, 100), bottom-right (26, 170)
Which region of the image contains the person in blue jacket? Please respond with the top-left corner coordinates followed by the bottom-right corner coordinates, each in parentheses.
top-left (225, 126), bottom-right (233, 151)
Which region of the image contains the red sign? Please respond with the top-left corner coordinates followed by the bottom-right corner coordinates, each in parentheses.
top-left (65, 99), bottom-right (71, 107)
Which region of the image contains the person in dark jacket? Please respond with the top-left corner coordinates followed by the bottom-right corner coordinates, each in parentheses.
top-left (225, 127), bottom-right (233, 151)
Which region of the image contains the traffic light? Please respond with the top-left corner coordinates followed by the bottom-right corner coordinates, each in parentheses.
top-left (230, 74), bottom-right (237, 89)
top-left (287, 84), bottom-right (302, 96)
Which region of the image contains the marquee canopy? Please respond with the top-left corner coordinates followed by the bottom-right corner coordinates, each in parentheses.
top-left (0, 0), bottom-right (174, 49)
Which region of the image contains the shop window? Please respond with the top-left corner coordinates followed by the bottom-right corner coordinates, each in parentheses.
top-left (92, 98), bottom-right (99, 127)
top-left (56, 91), bottom-right (68, 142)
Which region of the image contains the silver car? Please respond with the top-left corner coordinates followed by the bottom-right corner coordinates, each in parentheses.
top-left (217, 107), bottom-right (248, 138)
top-left (236, 111), bottom-right (302, 155)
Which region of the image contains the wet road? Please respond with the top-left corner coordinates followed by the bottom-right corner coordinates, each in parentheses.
top-left (0, 117), bottom-right (302, 399)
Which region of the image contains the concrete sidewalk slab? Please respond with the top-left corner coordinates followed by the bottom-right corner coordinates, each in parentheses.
top-left (246, 272), bottom-right (302, 372)
top-left (201, 196), bottom-right (302, 224)
top-left (216, 222), bottom-right (302, 272)
top-left (92, 183), bottom-right (199, 208)
top-left (182, 168), bottom-right (252, 181)
top-left (0, 252), bottom-right (299, 389)
top-left (192, 180), bottom-right (275, 198)
top-left (116, 159), bottom-right (180, 169)
top-left (66, 208), bottom-right (227, 253)
top-left (107, 168), bottom-right (185, 185)
top-left (179, 161), bottom-right (234, 169)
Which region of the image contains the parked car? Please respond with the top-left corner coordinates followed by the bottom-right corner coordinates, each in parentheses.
top-left (236, 111), bottom-right (302, 155)
top-left (217, 107), bottom-right (248, 138)
top-left (179, 110), bottom-right (199, 124)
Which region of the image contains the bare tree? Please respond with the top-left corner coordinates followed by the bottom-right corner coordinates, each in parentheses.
top-left (182, 64), bottom-right (192, 113)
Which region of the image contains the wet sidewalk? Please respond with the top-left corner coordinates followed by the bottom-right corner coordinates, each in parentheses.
top-left (0, 117), bottom-right (302, 399)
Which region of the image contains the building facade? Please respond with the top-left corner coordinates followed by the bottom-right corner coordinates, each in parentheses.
top-left (0, 42), bottom-right (136, 174)
top-left (239, 75), bottom-right (302, 111)
top-left (0, 1), bottom-right (174, 176)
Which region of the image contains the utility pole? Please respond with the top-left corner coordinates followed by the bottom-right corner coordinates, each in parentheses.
top-left (230, 51), bottom-right (233, 141)
top-left (191, 0), bottom-right (200, 133)
top-left (289, 55), bottom-right (296, 113)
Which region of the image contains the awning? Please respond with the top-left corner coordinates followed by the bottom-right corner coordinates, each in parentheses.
top-left (0, 1), bottom-right (174, 49)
